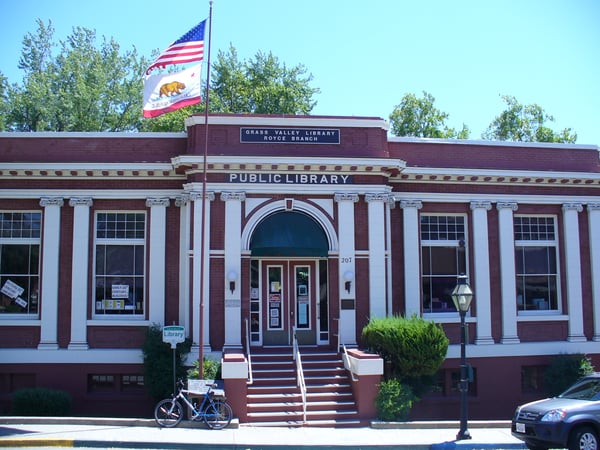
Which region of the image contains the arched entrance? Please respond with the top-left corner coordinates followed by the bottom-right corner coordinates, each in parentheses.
top-left (248, 211), bottom-right (329, 346)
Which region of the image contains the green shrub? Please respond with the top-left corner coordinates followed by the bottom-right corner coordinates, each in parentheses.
top-left (376, 379), bottom-right (416, 422)
top-left (142, 323), bottom-right (193, 400)
top-left (187, 358), bottom-right (222, 380)
top-left (362, 314), bottom-right (449, 396)
top-left (11, 388), bottom-right (72, 416)
top-left (544, 353), bottom-right (594, 397)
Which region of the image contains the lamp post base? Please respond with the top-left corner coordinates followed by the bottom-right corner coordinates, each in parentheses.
top-left (456, 430), bottom-right (472, 441)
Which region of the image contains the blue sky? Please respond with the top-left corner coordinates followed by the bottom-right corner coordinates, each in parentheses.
top-left (1, 0), bottom-right (599, 145)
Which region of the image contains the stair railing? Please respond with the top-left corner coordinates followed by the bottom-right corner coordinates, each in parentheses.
top-left (244, 318), bottom-right (253, 385)
top-left (292, 327), bottom-right (307, 424)
top-left (342, 344), bottom-right (357, 382)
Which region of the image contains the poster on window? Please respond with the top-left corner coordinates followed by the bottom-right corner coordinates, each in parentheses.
top-left (1, 280), bottom-right (24, 299)
top-left (111, 284), bottom-right (129, 299)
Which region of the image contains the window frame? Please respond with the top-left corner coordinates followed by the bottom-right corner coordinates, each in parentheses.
top-left (420, 214), bottom-right (469, 316)
top-left (93, 211), bottom-right (147, 319)
top-left (0, 211), bottom-right (42, 319)
top-left (514, 215), bottom-right (561, 316)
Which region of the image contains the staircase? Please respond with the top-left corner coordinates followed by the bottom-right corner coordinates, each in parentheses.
top-left (246, 349), bottom-right (362, 427)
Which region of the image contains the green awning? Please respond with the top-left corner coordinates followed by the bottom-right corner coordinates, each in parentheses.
top-left (250, 212), bottom-right (328, 257)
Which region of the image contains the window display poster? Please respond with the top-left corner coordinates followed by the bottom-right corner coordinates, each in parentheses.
top-left (1, 280), bottom-right (24, 299)
top-left (112, 284), bottom-right (129, 299)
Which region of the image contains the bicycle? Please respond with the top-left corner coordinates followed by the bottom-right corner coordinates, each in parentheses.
top-left (154, 379), bottom-right (233, 429)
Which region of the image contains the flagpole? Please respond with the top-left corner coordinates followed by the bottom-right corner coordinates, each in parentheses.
top-left (199, 0), bottom-right (213, 378)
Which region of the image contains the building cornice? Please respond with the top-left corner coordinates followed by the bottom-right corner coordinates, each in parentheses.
top-left (184, 114), bottom-right (390, 131)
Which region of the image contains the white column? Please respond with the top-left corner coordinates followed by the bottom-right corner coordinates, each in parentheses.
top-left (366, 193), bottom-right (389, 318)
top-left (497, 202), bottom-right (519, 344)
top-left (191, 191), bottom-right (214, 356)
top-left (334, 193), bottom-right (358, 345)
top-left (588, 204), bottom-right (600, 341)
top-left (221, 191), bottom-right (245, 349)
top-left (68, 197), bottom-right (93, 350)
top-left (38, 197), bottom-right (63, 350)
top-left (563, 203), bottom-right (586, 342)
top-left (147, 198), bottom-right (170, 326)
top-left (175, 195), bottom-right (191, 335)
top-left (470, 201), bottom-right (494, 345)
top-left (400, 200), bottom-right (422, 317)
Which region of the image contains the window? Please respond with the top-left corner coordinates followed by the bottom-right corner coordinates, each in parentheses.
top-left (521, 366), bottom-right (546, 394)
top-left (428, 368), bottom-right (477, 396)
top-left (514, 216), bottom-right (559, 312)
top-left (94, 212), bottom-right (145, 316)
top-left (421, 215), bottom-right (467, 313)
top-left (0, 212), bottom-right (41, 315)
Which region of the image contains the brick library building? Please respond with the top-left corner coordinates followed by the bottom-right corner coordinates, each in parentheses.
top-left (1, 114), bottom-right (599, 424)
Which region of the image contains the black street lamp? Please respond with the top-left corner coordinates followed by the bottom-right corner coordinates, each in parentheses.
top-left (451, 274), bottom-right (474, 441)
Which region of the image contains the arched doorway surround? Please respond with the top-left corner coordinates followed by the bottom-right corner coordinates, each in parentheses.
top-left (241, 201), bottom-right (338, 346)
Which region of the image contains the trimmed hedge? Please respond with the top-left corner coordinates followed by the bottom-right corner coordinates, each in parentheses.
top-left (11, 387), bottom-right (72, 416)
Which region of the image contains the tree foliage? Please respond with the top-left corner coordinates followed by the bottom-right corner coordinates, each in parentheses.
top-left (211, 44), bottom-right (319, 115)
top-left (389, 91), bottom-right (469, 139)
top-left (483, 95), bottom-right (577, 143)
top-left (6, 19), bottom-right (146, 132)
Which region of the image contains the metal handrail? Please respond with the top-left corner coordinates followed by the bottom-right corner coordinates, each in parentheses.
top-left (293, 327), bottom-right (307, 424)
top-left (244, 318), bottom-right (253, 385)
top-left (342, 344), bottom-right (357, 381)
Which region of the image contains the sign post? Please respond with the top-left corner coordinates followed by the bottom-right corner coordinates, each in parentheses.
top-left (162, 326), bottom-right (185, 393)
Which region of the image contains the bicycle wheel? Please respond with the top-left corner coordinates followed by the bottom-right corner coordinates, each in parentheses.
top-left (154, 399), bottom-right (184, 427)
top-left (203, 399), bottom-right (232, 429)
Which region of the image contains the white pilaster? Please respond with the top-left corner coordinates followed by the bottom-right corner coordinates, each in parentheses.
top-left (221, 191), bottom-right (246, 349)
top-left (366, 193), bottom-right (389, 319)
top-left (38, 197), bottom-right (63, 350)
top-left (589, 204), bottom-right (600, 341)
top-left (175, 195), bottom-right (191, 336)
top-left (563, 203), bottom-right (586, 342)
top-left (470, 201), bottom-right (494, 345)
top-left (497, 202), bottom-right (519, 344)
top-left (68, 197), bottom-right (93, 350)
top-left (400, 200), bottom-right (422, 317)
top-left (146, 198), bottom-right (170, 326)
top-left (191, 191), bottom-right (214, 356)
top-left (334, 193), bottom-right (358, 345)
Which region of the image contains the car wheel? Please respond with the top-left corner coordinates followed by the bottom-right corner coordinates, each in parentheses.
top-left (568, 426), bottom-right (599, 450)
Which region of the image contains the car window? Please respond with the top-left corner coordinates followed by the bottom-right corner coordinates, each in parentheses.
top-left (560, 379), bottom-right (600, 401)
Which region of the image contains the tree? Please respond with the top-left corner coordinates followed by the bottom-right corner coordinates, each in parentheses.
top-left (210, 44), bottom-right (319, 115)
top-left (482, 95), bottom-right (577, 143)
top-left (6, 19), bottom-right (146, 132)
top-left (389, 91), bottom-right (469, 139)
top-left (0, 71), bottom-right (8, 130)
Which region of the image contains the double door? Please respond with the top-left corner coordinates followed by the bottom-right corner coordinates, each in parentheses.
top-left (249, 260), bottom-right (324, 346)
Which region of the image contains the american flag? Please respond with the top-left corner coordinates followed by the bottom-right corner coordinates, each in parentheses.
top-left (146, 20), bottom-right (206, 75)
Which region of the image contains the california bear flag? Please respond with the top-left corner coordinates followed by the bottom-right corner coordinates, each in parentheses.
top-left (142, 64), bottom-right (202, 118)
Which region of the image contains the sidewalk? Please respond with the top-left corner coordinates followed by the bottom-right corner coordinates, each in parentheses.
top-left (0, 417), bottom-right (526, 449)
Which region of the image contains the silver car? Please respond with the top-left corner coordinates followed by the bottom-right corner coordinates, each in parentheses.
top-left (512, 373), bottom-right (600, 450)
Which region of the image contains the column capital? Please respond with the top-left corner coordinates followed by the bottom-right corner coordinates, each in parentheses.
top-left (562, 203), bottom-right (583, 213)
top-left (40, 197), bottom-right (64, 207)
top-left (496, 202), bottom-right (518, 211)
top-left (146, 197), bottom-right (170, 208)
top-left (189, 191), bottom-right (215, 202)
top-left (588, 203), bottom-right (600, 212)
top-left (69, 197), bottom-right (93, 207)
top-left (399, 200), bottom-right (423, 210)
top-left (175, 194), bottom-right (190, 207)
top-left (470, 201), bottom-right (492, 211)
top-left (334, 193), bottom-right (359, 203)
top-left (220, 191), bottom-right (246, 202)
top-left (365, 193), bottom-right (390, 203)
